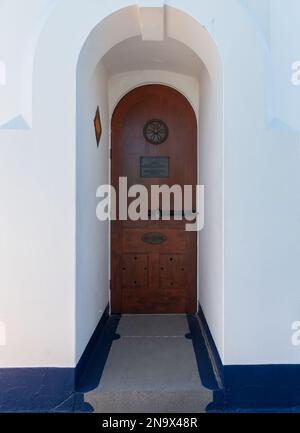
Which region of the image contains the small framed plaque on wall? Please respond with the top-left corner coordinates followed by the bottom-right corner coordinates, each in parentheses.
top-left (94, 106), bottom-right (102, 147)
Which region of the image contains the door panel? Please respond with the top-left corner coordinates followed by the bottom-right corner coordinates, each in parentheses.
top-left (121, 254), bottom-right (148, 289)
top-left (111, 85), bottom-right (197, 314)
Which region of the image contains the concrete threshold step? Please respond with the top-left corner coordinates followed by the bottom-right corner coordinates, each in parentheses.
top-left (85, 389), bottom-right (211, 413)
top-left (83, 315), bottom-right (214, 413)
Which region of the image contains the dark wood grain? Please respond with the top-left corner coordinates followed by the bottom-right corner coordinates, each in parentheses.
top-left (111, 85), bottom-right (197, 314)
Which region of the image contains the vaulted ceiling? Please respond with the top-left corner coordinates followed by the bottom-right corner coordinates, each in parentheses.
top-left (102, 36), bottom-right (204, 79)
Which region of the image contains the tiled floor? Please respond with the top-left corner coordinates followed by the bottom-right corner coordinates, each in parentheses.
top-left (85, 315), bottom-right (213, 413)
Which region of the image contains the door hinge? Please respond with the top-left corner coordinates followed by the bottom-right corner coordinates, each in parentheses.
top-left (110, 148), bottom-right (112, 159)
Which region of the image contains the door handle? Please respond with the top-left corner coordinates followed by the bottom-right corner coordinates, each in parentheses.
top-left (148, 209), bottom-right (162, 219)
top-left (148, 209), bottom-right (197, 218)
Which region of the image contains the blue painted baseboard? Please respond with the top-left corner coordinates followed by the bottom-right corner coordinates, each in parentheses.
top-left (75, 304), bottom-right (110, 389)
top-left (0, 368), bottom-right (76, 412)
top-left (198, 304), bottom-right (300, 411)
top-left (0, 306), bottom-right (114, 412)
top-left (75, 307), bottom-right (121, 392)
top-left (197, 305), bottom-right (224, 385)
top-left (186, 314), bottom-right (220, 391)
top-left (221, 365), bottom-right (300, 410)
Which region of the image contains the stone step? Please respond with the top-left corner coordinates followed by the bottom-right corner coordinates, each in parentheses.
top-left (85, 389), bottom-right (211, 413)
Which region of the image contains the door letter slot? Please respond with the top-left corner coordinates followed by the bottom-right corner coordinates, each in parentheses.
top-left (142, 232), bottom-right (167, 245)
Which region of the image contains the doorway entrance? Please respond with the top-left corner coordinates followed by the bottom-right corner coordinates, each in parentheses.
top-left (111, 85), bottom-right (197, 314)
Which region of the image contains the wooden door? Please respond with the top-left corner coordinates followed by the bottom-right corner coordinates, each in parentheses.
top-left (111, 85), bottom-right (197, 314)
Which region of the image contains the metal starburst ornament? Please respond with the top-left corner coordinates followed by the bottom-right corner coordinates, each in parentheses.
top-left (143, 119), bottom-right (169, 145)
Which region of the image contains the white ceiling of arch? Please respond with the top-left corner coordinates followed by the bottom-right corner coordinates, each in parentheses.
top-left (102, 36), bottom-right (204, 79)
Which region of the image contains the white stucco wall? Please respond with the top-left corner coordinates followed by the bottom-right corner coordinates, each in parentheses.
top-left (108, 70), bottom-right (200, 120)
top-left (0, 0), bottom-right (57, 127)
top-left (198, 65), bottom-right (224, 360)
top-left (0, 125), bottom-right (75, 367)
top-left (0, 0), bottom-right (300, 369)
top-left (243, 0), bottom-right (270, 44)
top-left (76, 60), bottom-right (110, 363)
top-left (271, 0), bottom-right (300, 132)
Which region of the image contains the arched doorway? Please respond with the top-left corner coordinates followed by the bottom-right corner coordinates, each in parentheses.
top-left (111, 84), bottom-right (197, 314)
top-left (74, 5), bottom-right (224, 362)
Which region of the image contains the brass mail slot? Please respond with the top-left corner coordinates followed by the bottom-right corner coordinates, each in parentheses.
top-left (142, 232), bottom-right (167, 245)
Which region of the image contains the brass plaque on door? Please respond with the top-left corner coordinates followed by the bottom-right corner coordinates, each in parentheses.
top-left (142, 232), bottom-right (167, 245)
top-left (140, 157), bottom-right (169, 178)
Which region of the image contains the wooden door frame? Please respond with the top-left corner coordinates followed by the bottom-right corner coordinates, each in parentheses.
top-left (109, 84), bottom-right (199, 314)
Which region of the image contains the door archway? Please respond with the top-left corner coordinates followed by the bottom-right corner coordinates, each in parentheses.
top-left (31, 2), bottom-right (227, 365)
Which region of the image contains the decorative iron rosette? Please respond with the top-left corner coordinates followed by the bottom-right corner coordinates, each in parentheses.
top-left (143, 119), bottom-right (169, 145)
